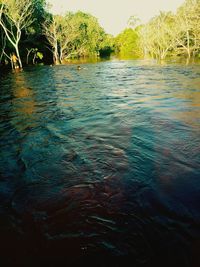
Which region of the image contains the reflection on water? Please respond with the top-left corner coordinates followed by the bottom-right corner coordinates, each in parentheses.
top-left (0, 60), bottom-right (200, 266)
top-left (12, 74), bottom-right (36, 123)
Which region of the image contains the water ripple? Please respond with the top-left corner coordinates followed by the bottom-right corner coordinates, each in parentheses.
top-left (0, 60), bottom-right (200, 266)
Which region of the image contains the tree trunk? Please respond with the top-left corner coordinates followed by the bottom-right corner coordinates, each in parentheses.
top-left (54, 45), bottom-right (60, 65)
top-left (15, 45), bottom-right (23, 69)
top-left (186, 30), bottom-right (191, 60)
top-left (33, 53), bottom-right (36, 64)
top-left (10, 54), bottom-right (14, 70)
top-left (187, 49), bottom-right (191, 59)
top-left (26, 48), bottom-right (33, 65)
top-left (54, 52), bottom-right (60, 65)
top-left (59, 49), bottom-right (63, 64)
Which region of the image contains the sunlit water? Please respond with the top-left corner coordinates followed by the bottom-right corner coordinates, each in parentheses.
top-left (0, 60), bottom-right (200, 266)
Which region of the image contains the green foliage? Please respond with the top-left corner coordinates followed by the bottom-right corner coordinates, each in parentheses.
top-left (42, 11), bottom-right (114, 63)
top-left (66, 11), bottom-right (109, 57)
top-left (115, 28), bottom-right (142, 58)
top-left (138, 0), bottom-right (200, 60)
top-left (1, 0), bottom-right (200, 67)
top-left (99, 34), bottom-right (115, 56)
top-left (27, 0), bottom-right (48, 34)
top-left (37, 51), bottom-right (43, 59)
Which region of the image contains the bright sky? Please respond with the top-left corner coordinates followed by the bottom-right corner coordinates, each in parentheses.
top-left (47, 0), bottom-right (185, 36)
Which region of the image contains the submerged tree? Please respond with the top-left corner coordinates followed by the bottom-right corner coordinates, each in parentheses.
top-left (43, 15), bottom-right (61, 64)
top-left (43, 13), bottom-right (82, 64)
top-left (139, 12), bottom-right (176, 60)
top-left (172, 0), bottom-right (200, 59)
top-left (0, 0), bottom-right (35, 68)
top-left (43, 11), bottom-right (112, 64)
top-left (138, 0), bottom-right (200, 61)
top-left (55, 13), bottom-right (80, 62)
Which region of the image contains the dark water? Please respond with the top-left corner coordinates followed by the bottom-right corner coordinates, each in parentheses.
top-left (0, 60), bottom-right (200, 266)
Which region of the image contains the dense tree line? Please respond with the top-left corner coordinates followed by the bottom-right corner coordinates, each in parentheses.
top-left (0, 0), bottom-right (114, 69)
top-left (116, 0), bottom-right (200, 61)
top-left (0, 0), bottom-right (199, 69)
top-left (43, 11), bottom-right (114, 64)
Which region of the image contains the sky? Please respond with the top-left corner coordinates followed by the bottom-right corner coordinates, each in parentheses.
top-left (47, 0), bottom-right (185, 36)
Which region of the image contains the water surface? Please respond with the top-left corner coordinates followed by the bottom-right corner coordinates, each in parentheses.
top-left (0, 60), bottom-right (200, 266)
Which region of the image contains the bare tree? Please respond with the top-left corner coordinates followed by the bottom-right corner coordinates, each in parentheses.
top-left (0, 0), bottom-right (34, 69)
top-left (43, 16), bottom-right (61, 65)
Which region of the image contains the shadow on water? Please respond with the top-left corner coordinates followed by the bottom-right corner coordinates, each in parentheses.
top-left (0, 60), bottom-right (200, 266)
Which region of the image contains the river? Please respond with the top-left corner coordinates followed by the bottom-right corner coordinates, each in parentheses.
top-left (0, 60), bottom-right (200, 266)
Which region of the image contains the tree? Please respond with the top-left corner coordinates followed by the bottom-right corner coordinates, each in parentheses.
top-left (56, 13), bottom-right (80, 62)
top-left (99, 34), bottom-right (114, 57)
top-left (115, 28), bottom-right (142, 58)
top-left (138, 0), bottom-right (200, 61)
top-left (43, 13), bottom-right (82, 64)
top-left (172, 0), bottom-right (200, 59)
top-left (66, 12), bottom-right (114, 59)
top-left (43, 11), bottom-right (111, 64)
top-left (139, 12), bottom-right (176, 60)
top-left (69, 11), bottom-right (106, 58)
top-left (43, 15), bottom-right (61, 64)
top-left (0, 0), bottom-right (35, 68)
